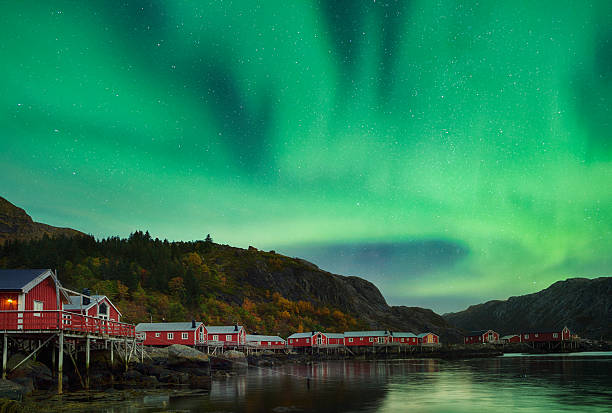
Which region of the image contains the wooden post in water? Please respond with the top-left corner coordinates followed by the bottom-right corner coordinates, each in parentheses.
top-left (110, 340), bottom-right (114, 367)
top-left (85, 337), bottom-right (90, 389)
top-left (58, 331), bottom-right (64, 394)
top-left (51, 343), bottom-right (56, 377)
top-left (2, 334), bottom-right (7, 379)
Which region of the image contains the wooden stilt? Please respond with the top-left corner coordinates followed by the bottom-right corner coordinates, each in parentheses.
top-left (52, 343), bottom-right (56, 377)
top-left (58, 331), bottom-right (64, 394)
top-left (85, 337), bottom-right (90, 389)
top-left (110, 340), bottom-right (114, 366)
top-left (2, 334), bottom-right (7, 379)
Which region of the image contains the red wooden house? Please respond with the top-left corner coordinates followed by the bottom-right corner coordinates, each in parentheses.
top-left (390, 332), bottom-right (418, 345)
top-left (246, 334), bottom-right (286, 348)
top-left (287, 331), bottom-right (327, 347)
top-left (64, 295), bottom-right (122, 322)
top-left (417, 332), bottom-right (439, 345)
top-left (135, 321), bottom-right (205, 346)
top-left (521, 327), bottom-right (570, 343)
top-left (325, 333), bottom-right (345, 346)
top-left (344, 331), bottom-right (390, 346)
top-left (501, 334), bottom-right (521, 343)
top-left (205, 325), bottom-right (246, 345)
top-left (0, 269), bottom-right (71, 330)
top-left (464, 330), bottom-right (500, 344)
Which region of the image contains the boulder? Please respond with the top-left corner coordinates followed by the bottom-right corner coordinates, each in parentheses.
top-left (0, 380), bottom-right (25, 401)
top-left (9, 361), bottom-right (53, 390)
top-left (167, 344), bottom-right (209, 367)
top-left (9, 377), bottom-right (33, 395)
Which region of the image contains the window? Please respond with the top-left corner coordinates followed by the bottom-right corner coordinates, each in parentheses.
top-left (401, 338), bottom-right (404, 342)
top-left (535, 333), bottom-right (539, 338)
top-left (369, 337), bottom-right (374, 342)
top-left (213, 335), bottom-right (218, 341)
top-left (62, 313), bottom-right (72, 325)
top-left (33, 300), bottom-right (43, 317)
top-left (226, 335), bottom-right (232, 341)
top-left (168, 333), bottom-right (174, 339)
top-left (553, 333), bottom-right (558, 338)
top-left (98, 302), bottom-right (109, 320)
top-left (348, 338), bottom-right (353, 343)
top-left (182, 333), bottom-right (188, 340)
top-left (155, 333), bottom-right (160, 337)
top-left (524, 334), bottom-right (529, 339)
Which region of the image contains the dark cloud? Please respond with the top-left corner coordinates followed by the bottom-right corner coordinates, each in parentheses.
top-left (280, 239), bottom-right (468, 283)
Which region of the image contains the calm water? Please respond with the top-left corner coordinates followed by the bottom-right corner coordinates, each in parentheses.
top-left (43, 352), bottom-right (612, 412)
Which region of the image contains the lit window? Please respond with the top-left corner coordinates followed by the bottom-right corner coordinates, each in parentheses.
top-left (168, 333), bottom-right (174, 339)
top-left (182, 333), bottom-right (188, 340)
top-left (33, 300), bottom-right (43, 317)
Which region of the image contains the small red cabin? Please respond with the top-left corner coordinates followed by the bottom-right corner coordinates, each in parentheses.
top-left (0, 269), bottom-right (71, 330)
top-left (344, 331), bottom-right (390, 346)
top-left (136, 321), bottom-right (205, 346)
top-left (417, 332), bottom-right (439, 345)
top-left (287, 331), bottom-right (328, 347)
top-left (464, 330), bottom-right (500, 344)
top-left (205, 325), bottom-right (246, 345)
top-left (325, 333), bottom-right (345, 346)
top-left (501, 334), bottom-right (521, 343)
top-left (246, 334), bottom-right (286, 348)
top-left (390, 332), bottom-right (418, 345)
top-left (64, 295), bottom-right (122, 322)
top-left (521, 327), bottom-right (570, 343)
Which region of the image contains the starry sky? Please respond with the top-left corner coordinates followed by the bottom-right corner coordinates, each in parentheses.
top-left (1, 1), bottom-right (611, 313)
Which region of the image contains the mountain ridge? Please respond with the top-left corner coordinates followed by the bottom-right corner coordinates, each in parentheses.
top-left (443, 277), bottom-right (612, 340)
top-left (0, 196), bottom-right (86, 244)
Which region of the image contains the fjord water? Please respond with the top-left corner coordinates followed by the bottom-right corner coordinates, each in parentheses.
top-left (150, 352), bottom-right (612, 412)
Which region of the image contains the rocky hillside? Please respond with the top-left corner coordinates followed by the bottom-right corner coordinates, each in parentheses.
top-left (0, 196), bottom-right (85, 244)
top-left (443, 277), bottom-right (612, 340)
top-left (0, 196), bottom-right (462, 343)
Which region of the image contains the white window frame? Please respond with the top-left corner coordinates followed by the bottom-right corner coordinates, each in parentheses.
top-left (535, 333), bottom-right (539, 338)
top-left (213, 335), bottom-right (219, 341)
top-left (524, 334), bottom-right (529, 339)
top-left (348, 338), bottom-right (353, 343)
top-left (33, 300), bottom-right (43, 317)
top-left (553, 333), bottom-right (558, 338)
top-left (369, 337), bottom-right (374, 342)
top-left (182, 332), bottom-right (189, 340)
top-left (168, 332), bottom-right (174, 340)
top-left (155, 332), bottom-right (160, 337)
top-left (226, 334), bottom-right (232, 341)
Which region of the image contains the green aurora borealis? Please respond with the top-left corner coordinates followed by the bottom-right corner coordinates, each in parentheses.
top-left (1, 1), bottom-right (611, 312)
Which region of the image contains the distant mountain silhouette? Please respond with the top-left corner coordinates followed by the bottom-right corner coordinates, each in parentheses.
top-left (443, 277), bottom-right (612, 340)
top-left (0, 196), bottom-right (86, 244)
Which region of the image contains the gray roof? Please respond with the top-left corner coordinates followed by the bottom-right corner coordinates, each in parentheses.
top-left (246, 335), bottom-right (285, 342)
top-left (344, 331), bottom-right (390, 337)
top-left (136, 322), bottom-right (202, 332)
top-left (287, 332), bottom-right (318, 339)
top-left (501, 334), bottom-right (519, 340)
top-left (206, 325), bottom-right (244, 334)
top-left (417, 332), bottom-right (438, 338)
top-left (64, 295), bottom-right (107, 310)
top-left (390, 332), bottom-right (417, 338)
top-left (325, 333), bottom-right (345, 339)
top-left (0, 269), bottom-right (52, 290)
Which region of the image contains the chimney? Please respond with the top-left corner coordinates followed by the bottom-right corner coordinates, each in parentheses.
top-left (192, 319), bottom-right (196, 329)
top-left (82, 288), bottom-right (90, 306)
top-left (234, 324), bottom-right (239, 332)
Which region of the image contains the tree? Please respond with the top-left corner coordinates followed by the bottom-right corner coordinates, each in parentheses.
top-left (205, 234), bottom-right (213, 243)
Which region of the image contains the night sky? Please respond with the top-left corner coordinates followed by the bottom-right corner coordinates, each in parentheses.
top-left (1, 1), bottom-right (611, 313)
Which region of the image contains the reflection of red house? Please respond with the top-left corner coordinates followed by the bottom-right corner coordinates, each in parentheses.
top-left (0, 269), bottom-right (71, 330)
top-left (344, 331), bottom-right (390, 346)
top-left (64, 295), bottom-right (122, 322)
top-left (417, 332), bottom-right (439, 344)
top-left (136, 321), bottom-right (205, 346)
top-left (464, 330), bottom-right (500, 344)
top-left (501, 334), bottom-right (521, 343)
top-left (287, 331), bottom-right (327, 347)
top-left (521, 327), bottom-right (570, 343)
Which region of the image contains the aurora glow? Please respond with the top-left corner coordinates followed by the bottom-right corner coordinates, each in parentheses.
top-left (1, 1), bottom-right (610, 313)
